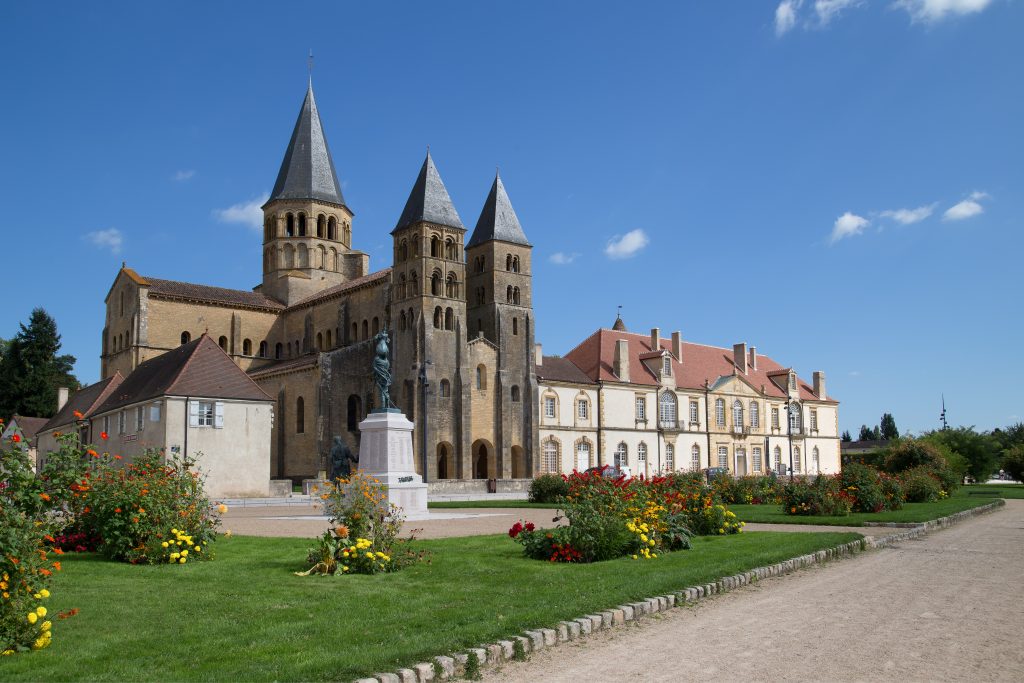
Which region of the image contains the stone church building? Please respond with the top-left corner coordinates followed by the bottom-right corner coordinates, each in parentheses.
top-left (101, 83), bottom-right (537, 485)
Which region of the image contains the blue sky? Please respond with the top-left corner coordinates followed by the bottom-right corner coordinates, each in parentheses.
top-left (1, 1), bottom-right (1020, 435)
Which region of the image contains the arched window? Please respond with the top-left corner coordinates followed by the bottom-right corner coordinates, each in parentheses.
top-left (440, 379), bottom-right (451, 397)
top-left (513, 255), bottom-right (520, 272)
top-left (346, 395), bottom-right (362, 432)
top-left (774, 446), bottom-right (783, 474)
top-left (296, 397), bottom-right (305, 434)
top-left (326, 330), bottom-right (332, 349)
top-left (789, 403), bottom-right (802, 432)
top-left (287, 342), bottom-right (292, 358)
top-left (265, 216), bottom-right (275, 242)
top-left (444, 307), bottom-right (453, 330)
top-left (328, 216), bottom-right (337, 241)
top-left (411, 233), bottom-right (419, 256)
top-left (398, 273), bottom-right (407, 299)
top-left (297, 213), bottom-right (307, 236)
top-left (218, 336), bottom-right (228, 351)
top-left (665, 444), bottom-right (675, 472)
top-left (506, 254), bottom-right (513, 271)
top-left (812, 447), bottom-right (820, 473)
top-left (433, 307), bottom-right (442, 329)
top-left (409, 271), bottom-right (419, 295)
top-left (794, 446), bottom-right (802, 473)
top-left (361, 320), bottom-right (368, 340)
top-left (614, 442), bottom-right (628, 468)
top-left (430, 234), bottom-right (441, 257)
top-left (437, 443), bottom-right (452, 479)
top-left (372, 317), bottom-right (380, 336)
top-left (351, 322), bottom-right (358, 343)
top-left (511, 385), bottom-right (520, 402)
top-left (180, 331), bottom-right (191, 345)
top-left (691, 444), bottom-right (701, 471)
top-left (506, 285), bottom-right (513, 303)
top-left (284, 244), bottom-right (295, 268)
top-left (715, 398), bottom-right (725, 427)
top-left (512, 317), bottom-right (518, 335)
top-left (430, 271), bottom-right (442, 296)
top-left (476, 365), bottom-right (487, 390)
top-left (399, 240), bottom-right (408, 262)
top-left (576, 440), bottom-right (592, 471)
top-left (542, 439), bottom-right (559, 474)
top-left (445, 238), bottom-right (456, 260)
top-left (243, 339), bottom-right (252, 356)
top-left (259, 341), bottom-right (267, 358)
top-left (637, 442), bottom-right (648, 467)
top-left (275, 342), bottom-right (283, 359)
top-left (577, 396), bottom-right (589, 421)
top-left (329, 247), bottom-right (338, 272)
top-left (446, 273), bottom-right (457, 298)
top-left (316, 332), bottom-right (323, 350)
top-left (659, 392), bottom-right (677, 427)
top-left (317, 245), bottom-right (326, 270)
top-left (513, 287), bottom-right (521, 305)
top-left (286, 213), bottom-right (295, 237)
top-left (733, 400), bottom-right (744, 429)
top-left (475, 256), bottom-right (484, 273)
top-left (750, 401), bottom-right (760, 428)
top-left (316, 214), bottom-right (325, 238)
top-left (399, 310), bottom-right (407, 331)
top-left (298, 244), bottom-right (309, 268)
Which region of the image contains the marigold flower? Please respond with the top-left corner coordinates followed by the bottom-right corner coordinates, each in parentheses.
top-left (73, 410), bottom-right (84, 419)
top-left (27, 612), bottom-right (38, 624)
top-left (52, 562), bottom-right (61, 572)
top-left (217, 504), bottom-right (228, 514)
top-left (100, 431), bottom-right (108, 440)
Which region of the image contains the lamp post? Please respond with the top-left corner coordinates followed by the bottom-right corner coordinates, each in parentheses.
top-left (418, 360), bottom-right (432, 483)
top-left (785, 400), bottom-right (796, 481)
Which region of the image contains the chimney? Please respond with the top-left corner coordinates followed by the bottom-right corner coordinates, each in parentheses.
top-left (733, 343), bottom-right (748, 374)
top-left (57, 387), bottom-right (70, 412)
top-left (749, 346), bottom-right (757, 371)
top-left (813, 371), bottom-right (826, 398)
top-left (613, 339), bottom-right (631, 382)
top-left (671, 331), bottom-right (682, 361)
top-left (650, 327), bottom-right (660, 351)
top-left (534, 343), bottom-right (543, 367)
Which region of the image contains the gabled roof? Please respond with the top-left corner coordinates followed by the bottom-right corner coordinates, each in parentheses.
top-left (7, 415), bottom-right (49, 442)
top-left (536, 356), bottom-right (594, 384)
top-left (467, 173), bottom-right (529, 248)
top-left (392, 152), bottom-right (464, 233)
top-left (144, 276), bottom-right (285, 311)
top-left (563, 328), bottom-right (835, 402)
top-left (93, 335), bottom-right (271, 414)
top-left (267, 83), bottom-right (347, 208)
top-left (41, 373), bottom-right (124, 431)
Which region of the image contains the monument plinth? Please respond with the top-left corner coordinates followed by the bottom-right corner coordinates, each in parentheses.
top-left (357, 410), bottom-right (427, 515)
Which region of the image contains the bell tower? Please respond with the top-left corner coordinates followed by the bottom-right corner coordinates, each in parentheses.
top-left (259, 83), bottom-right (368, 306)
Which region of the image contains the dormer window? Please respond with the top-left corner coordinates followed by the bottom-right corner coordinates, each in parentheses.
top-left (789, 373), bottom-right (797, 391)
top-left (662, 354), bottom-right (672, 377)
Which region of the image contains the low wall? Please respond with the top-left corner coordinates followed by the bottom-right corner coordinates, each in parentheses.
top-left (427, 479), bottom-right (532, 495)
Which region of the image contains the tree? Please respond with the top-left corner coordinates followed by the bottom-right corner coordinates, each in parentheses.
top-left (858, 424), bottom-right (881, 441)
top-left (879, 413), bottom-right (899, 440)
top-left (0, 308), bottom-right (79, 418)
top-left (922, 427), bottom-right (999, 483)
top-left (841, 430), bottom-right (852, 442)
top-left (1002, 446), bottom-right (1024, 483)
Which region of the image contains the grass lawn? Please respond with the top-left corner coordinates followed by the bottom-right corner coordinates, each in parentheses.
top-left (428, 500), bottom-right (561, 509)
top-left (960, 483), bottom-right (1024, 499)
top-left (731, 489), bottom-right (1001, 526)
top-left (1, 531), bottom-right (859, 681)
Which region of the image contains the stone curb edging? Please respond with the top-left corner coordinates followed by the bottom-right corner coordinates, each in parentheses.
top-left (356, 499), bottom-right (1006, 683)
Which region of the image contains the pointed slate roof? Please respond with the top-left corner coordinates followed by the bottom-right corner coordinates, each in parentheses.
top-left (268, 83), bottom-right (347, 207)
top-left (392, 152), bottom-right (464, 234)
top-left (94, 335), bottom-right (271, 414)
top-left (467, 173), bottom-right (530, 248)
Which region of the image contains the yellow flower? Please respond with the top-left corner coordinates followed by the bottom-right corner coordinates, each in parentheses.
top-left (224, 530), bottom-right (232, 538)
top-left (179, 557), bottom-right (187, 564)
top-left (41, 620), bottom-right (52, 632)
top-left (172, 528), bottom-right (178, 534)
top-left (631, 554), bottom-right (639, 560)
top-left (34, 593), bottom-right (42, 599)
top-left (36, 606), bottom-right (46, 617)
top-left (217, 504), bottom-right (228, 514)
top-left (27, 612), bottom-right (38, 624)
top-left (181, 550), bottom-right (188, 557)
top-left (170, 553), bottom-right (180, 560)
top-left (2, 649), bottom-right (14, 656)
top-left (161, 542), bottom-right (169, 548)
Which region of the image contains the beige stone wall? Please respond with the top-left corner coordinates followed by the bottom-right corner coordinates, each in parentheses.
top-left (253, 365), bottom-right (322, 480)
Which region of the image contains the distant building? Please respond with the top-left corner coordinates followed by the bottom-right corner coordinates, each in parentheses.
top-left (840, 439), bottom-right (889, 465)
top-left (1, 415), bottom-right (50, 470)
top-left (536, 320), bottom-right (841, 477)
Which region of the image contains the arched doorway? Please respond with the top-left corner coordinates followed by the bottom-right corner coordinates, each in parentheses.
top-left (437, 442), bottom-right (453, 480)
top-left (511, 446), bottom-right (526, 478)
top-left (471, 439), bottom-right (494, 479)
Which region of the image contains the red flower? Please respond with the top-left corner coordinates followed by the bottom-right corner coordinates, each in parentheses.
top-left (114, 508), bottom-right (122, 513)
top-left (524, 522), bottom-right (535, 532)
top-left (100, 431), bottom-right (109, 440)
top-left (508, 522), bottom-right (524, 538)
top-left (11, 434), bottom-right (21, 443)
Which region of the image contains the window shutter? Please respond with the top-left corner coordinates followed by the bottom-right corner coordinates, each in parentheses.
top-left (214, 402), bottom-right (224, 429)
top-left (188, 400), bottom-right (200, 427)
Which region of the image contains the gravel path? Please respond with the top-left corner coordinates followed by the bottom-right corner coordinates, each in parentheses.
top-left (482, 499), bottom-right (1024, 682)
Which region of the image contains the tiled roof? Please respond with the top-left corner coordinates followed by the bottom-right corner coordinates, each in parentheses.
top-left (563, 328), bottom-right (835, 402)
top-left (93, 335), bottom-right (271, 414)
top-left (144, 276), bottom-right (285, 310)
top-left (9, 415), bottom-right (49, 441)
top-left (536, 356), bottom-right (594, 384)
top-left (41, 373), bottom-right (124, 431)
top-left (287, 268), bottom-right (391, 309)
top-left (247, 354), bottom-right (319, 379)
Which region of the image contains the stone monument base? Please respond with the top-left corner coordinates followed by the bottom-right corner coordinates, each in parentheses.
top-left (357, 410), bottom-right (427, 516)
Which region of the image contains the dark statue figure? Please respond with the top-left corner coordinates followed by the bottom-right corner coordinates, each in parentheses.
top-left (372, 327), bottom-right (396, 411)
top-left (329, 436), bottom-right (358, 480)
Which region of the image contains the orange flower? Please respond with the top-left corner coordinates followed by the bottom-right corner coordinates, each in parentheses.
top-left (39, 493), bottom-right (50, 502)
top-left (87, 449), bottom-right (98, 457)
top-left (38, 569), bottom-right (50, 576)
top-left (100, 431), bottom-right (108, 440)
top-left (114, 455), bottom-right (122, 460)
top-left (43, 534), bottom-right (55, 543)
top-left (73, 410), bottom-right (84, 420)
top-left (114, 508), bottom-right (122, 513)
top-left (11, 434), bottom-right (21, 443)
top-left (52, 548), bottom-right (64, 555)
top-left (52, 562), bottom-right (61, 572)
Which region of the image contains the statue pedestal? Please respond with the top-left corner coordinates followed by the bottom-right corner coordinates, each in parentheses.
top-left (357, 410), bottom-right (427, 516)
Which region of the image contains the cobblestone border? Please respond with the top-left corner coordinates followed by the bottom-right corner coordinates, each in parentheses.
top-left (355, 499), bottom-right (1005, 683)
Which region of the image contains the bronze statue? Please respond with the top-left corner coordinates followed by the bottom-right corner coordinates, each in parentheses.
top-left (329, 436), bottom-right (358, 480)
top-left (372, 327), bottom-right (396, 411)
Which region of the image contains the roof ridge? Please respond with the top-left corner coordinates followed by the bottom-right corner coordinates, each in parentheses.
top-left (165, 335), bottom-right (210, 395)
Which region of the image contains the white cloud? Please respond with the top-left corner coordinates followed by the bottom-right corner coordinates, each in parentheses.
top-left (85, 228), bottom-right (124, 254)
top-left (968, 190), bottom-right (990, 201)
top-left (173, 169), bottom-right (195, 182)
top-left (830, 212), bottom-right (870, 243)
top-left (215, 194), bottom-right (268, 230)
top-left (895, 0), bottom-right (993, 23)
top-left (549, 252), bottom-right (579, 265)
top-left (815, 0), bottom-right (860, 25)
top-left (775, 0), bottom-right (802, 35)
top-left (880, 204), bottom-right (936, 225)
top-left (943, 199), bottom-right (984, 221)
top-left (604, 229), bottom-right (650, 260)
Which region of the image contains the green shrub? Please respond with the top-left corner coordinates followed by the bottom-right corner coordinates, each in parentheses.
top-left (839, 463), bottom-right (887, 513)
top-left (878, 474), bottom-right (905, 510)
top-left (781, 476), bottom-right (852, 516)
top-left (900, 467), bottom-right (943, 503)
top-left (1001, 446), bottom-right (1024, 483)
top-left (528, 474), bottom-right (569, 503)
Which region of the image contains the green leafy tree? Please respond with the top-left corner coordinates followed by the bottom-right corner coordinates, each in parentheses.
top-left (879, 413), bottom-right (899, 440)
top-left (1002, 446), bottom-right (1024, 483)
top-left (858, 425), bottom-right (874, 441)
top-left (0, 308), bottom-right (79, 418)
top-left (841, 430), bottom-right (852, 442)
top-left (922, 427), bottom-right (999, 483)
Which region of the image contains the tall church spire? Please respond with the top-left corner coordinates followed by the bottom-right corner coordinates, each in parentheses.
top-left (268, 83), bottom-right (347, 208)
top-left (392, 151), bottom-right (464, 234)
top-left (467, 172), bottom-right (530, 247)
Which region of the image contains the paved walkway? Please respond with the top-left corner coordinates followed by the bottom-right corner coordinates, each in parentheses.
top-left (482, 500), bottom-right (1024, 682)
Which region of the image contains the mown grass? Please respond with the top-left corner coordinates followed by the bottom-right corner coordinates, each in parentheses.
top-left (428, 500), bottom-right (560, 509)
top-left (1, 531), bottom-right (859, 681)
top-left (732, 490), bottom-right (998, 526)
top-left (959, 483), bottom-right (1024, 499)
